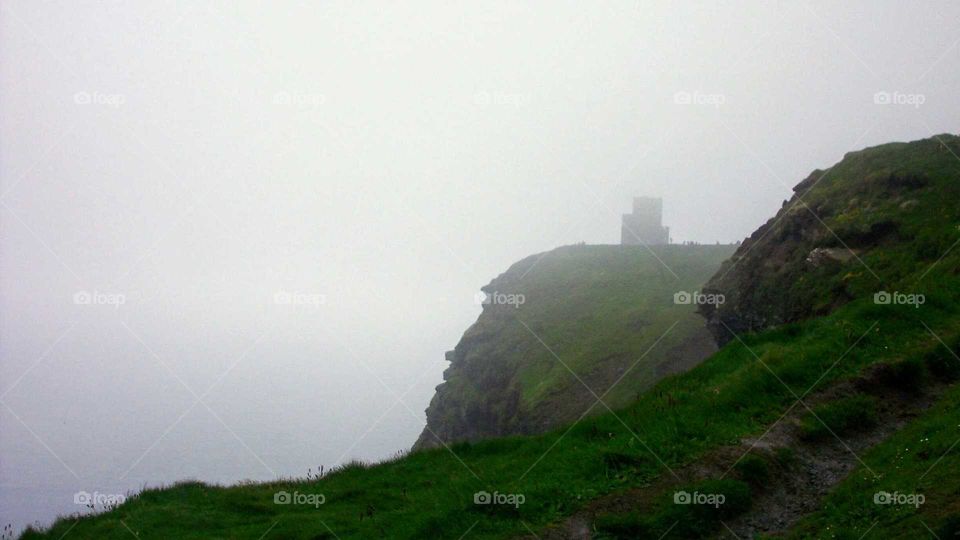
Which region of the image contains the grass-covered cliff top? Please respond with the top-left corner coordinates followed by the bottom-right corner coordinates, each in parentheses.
top-left (416, 243), bottom-right (736, 447)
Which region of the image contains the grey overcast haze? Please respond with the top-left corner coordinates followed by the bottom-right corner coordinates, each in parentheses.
top-left (1, 0), bottom-right (959, 534)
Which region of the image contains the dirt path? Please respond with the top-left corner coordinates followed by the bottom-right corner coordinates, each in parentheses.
top-left (527, 367), bottom-right (949, 539)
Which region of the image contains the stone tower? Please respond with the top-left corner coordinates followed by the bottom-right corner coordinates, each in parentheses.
top-left (621, 197), bottom-right (670, 245)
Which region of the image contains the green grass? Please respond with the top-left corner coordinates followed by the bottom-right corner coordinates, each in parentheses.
top-left (508, 245), bottom-right (731, 408)
top-left (734, 453), bottom-right (772, 486)
top-left (23, 292), bottom-right (960, 539)
top-left (798, 394), bottom-right (879, 441)
top-left (503, 245), bottom-right (733, 408)
top-left (785, 379), bottom-right (960, 539)
top-left (594, 478), bottom-right (752, 539)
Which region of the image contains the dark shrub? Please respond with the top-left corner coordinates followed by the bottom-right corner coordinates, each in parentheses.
top-left (800, 395), bottom-right (878, 440)
top-left (925, 338), bottom-right (960, 382)
top-left (937, 514), bottom-right (960, 540)
top-left (734, 454), bottom-right (771, 486)
top-left (593, 513), bottom-right (653, 539)
top-left (774, 447), bottom-right (797, 468)
top-left (660, 479), bottom-right (752, 537)
top-left (601, 451), bottom-right (646, 473)
top-left (877, 356), bottom-right (928, 393)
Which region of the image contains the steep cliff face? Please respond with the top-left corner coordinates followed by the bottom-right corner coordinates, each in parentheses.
top-left (414, 244), bottom-right (735, 449)
top-left (700, 134), bottom-right (960, 345)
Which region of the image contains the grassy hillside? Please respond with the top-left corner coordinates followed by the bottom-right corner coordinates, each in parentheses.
top-left (785, 380), bottom-right (960, 539)
top-left (23, 134), bottom-right (960, 539)
top-left (702, 133), bottom-right (960, 343)
top-left (416, 244), bottom-right (736, 447)
top-left (24, 290), bottom-right (960, 539)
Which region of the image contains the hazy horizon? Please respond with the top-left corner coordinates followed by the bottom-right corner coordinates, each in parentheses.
top-left (2, 0), bottom-right (959, 534)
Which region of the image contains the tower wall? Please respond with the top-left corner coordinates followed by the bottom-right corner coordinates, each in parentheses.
top-left (621, 197), bottom-right (669, 245)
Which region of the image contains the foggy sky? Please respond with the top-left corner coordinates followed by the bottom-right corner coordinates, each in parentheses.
top-left (2, 0), bottom-right (959, 531)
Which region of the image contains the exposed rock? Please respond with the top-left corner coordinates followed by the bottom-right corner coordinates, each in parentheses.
top-left (899, 198), bottom-right (919, 210)
top-left (699, 134), bottom-right (959, 346)
top-left (805, 247), bottom-right (857, 267)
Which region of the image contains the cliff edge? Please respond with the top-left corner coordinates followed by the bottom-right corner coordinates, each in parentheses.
top-left (414, 243), bottom-right (735, 449)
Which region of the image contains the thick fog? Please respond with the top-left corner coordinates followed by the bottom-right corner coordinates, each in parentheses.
top-left (2, 0), bottom-right (959, 532)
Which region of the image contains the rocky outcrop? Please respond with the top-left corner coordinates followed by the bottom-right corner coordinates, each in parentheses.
top-left (699, 133), bottom-right (960, 345)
